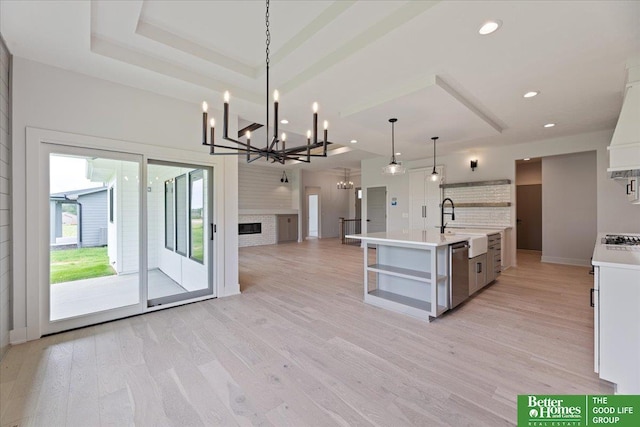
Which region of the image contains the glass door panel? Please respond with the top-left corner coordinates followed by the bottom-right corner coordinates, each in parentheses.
top-left (48, 151), bottom-right (141, 323)
top-left (147, 161), bottom-right (213, 306)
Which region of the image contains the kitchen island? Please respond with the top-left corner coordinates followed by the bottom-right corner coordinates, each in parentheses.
top-left (591, 233), bottom-right (640, 394)
top-left (347, 230), bottom-right (470, 321)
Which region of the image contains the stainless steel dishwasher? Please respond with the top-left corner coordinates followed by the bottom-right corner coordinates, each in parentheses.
top-left (449, 242), bottom-right (470, 309)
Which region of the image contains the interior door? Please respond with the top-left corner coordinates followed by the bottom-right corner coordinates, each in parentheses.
top-left (308, 194), bottom-right (319, 237)
top-left (44, 144), bottom-right (143, 334)
top-left (367, 186), bottom-right (387, 233)
top-left (516, 184), bottom-right (542, 250)
top-left (147, 161), bottom-right (214, 307)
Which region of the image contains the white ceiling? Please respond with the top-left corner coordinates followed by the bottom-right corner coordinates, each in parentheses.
top-left (2, 0), bottom-right (639, 170)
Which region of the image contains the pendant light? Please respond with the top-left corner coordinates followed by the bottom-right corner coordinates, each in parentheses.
top-left (382, 118), bottom-right (406, 176)
top-left (430, 136), bottom-right (439, 181)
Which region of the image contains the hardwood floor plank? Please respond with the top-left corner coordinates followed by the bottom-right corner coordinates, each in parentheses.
top-left (0, 240), bottom-right (613, 426)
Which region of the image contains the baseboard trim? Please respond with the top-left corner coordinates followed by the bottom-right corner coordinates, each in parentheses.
top-left (9, 327), bottom-right (27, 345)
top-left (541, 256), bottom-right (591, 267)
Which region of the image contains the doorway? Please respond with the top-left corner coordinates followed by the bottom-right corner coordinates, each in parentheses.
top-left (516, 159), bottom-right (542, 251)
top-left (308, 193), bottom-right (319, 238)
top-left (366, 186), bottom-right (387, 233)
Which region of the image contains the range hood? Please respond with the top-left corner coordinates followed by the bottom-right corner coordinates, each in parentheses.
top-left (608, 64), bottom-right (640, 179)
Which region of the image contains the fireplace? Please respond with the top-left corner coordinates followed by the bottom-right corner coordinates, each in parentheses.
top-left (239, 222), bottom-right (262, 235)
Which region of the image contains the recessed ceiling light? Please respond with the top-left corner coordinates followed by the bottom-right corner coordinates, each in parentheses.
top-left (523, 91), bottom-right (539, 98)
top-left (280, 119), bottom-right (289, 124)
top-left (350, 139), bottom-right (358, 144)
top-left (395, 152), bottom-right (401, 156)
top-left (478, 20), bottom-right (502, 35)
top-left (544, 123), bottom-right (555, 128)
top-left (523, 158), bottom-right (531, 161)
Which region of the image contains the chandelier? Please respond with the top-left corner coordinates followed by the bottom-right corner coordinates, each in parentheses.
top-left (337, 168), bottom-right (354, 190)
top-left (382, 118), bottom-right (406, 175)
top-left (200, 0), bottom-right (329, 164)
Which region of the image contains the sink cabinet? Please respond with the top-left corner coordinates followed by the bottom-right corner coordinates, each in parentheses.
top-left (468, 253), bottom-right (487, 295)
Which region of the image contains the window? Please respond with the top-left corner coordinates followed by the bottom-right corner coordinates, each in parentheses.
top-left (109, 187), bottom-right (114, 223)
top-left (175, 174), bottom-right (187, 256)
top-left (164, 180), bottom-right (174, 250)
top-left (189, 170), bottom-right (204, 263)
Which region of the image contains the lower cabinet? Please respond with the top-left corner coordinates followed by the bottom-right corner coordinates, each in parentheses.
top-left (277, 214), bottom-right (298, 243)
top-left (468, 253), bottom-right (487, 295)
top-left (486, 233), bottom-right (501, 284)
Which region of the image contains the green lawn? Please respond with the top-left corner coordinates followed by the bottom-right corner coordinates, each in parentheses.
top-left (50, 247), bottom-right (115, 284)
top-left (191, 218), bottom-right (204, 262)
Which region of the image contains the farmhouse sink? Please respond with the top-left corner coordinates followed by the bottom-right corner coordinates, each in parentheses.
top-left (444, 231), bottom-right (488, 257)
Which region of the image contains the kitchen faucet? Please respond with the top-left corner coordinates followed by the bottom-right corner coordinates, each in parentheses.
top-left (440, 198), bottom-right (455, 234)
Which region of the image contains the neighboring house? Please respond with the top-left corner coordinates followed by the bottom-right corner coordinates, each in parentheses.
top-left (49, 187), bottom-right (108, 247)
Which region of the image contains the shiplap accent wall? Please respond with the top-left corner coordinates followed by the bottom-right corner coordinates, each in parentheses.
top-left (0, 36), bottom-right (11, 359)
top-left (239, 164), bottom-right (293, 210)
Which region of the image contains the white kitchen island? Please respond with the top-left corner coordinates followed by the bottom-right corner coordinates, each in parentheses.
top-left (592, 233), bottom-right (640, 395)
top-left (347, 230), bottom-right (469, 321)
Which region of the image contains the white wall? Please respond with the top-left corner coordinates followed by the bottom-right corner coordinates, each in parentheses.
top-left (301, 170), bottom-right (351, 239)
top-left (11, 57), bottom-right (239, 341)
top-left (542, 151), bottom-right (597, 266)
top-left (361, 129), bottom-right (640, 266)
top-left (0, 35), bottom-right (12, 359)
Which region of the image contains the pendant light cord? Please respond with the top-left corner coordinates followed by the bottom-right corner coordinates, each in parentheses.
top-left (265, 0), bottom-right (271, 147)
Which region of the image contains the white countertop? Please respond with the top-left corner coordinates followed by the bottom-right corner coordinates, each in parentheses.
top-left (346, 229), bottom-right (470, 247)
top-left (592, 233), bottom-right (640, 270)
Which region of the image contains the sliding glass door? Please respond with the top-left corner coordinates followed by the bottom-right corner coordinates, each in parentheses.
top-left (45, 145), bottom-right (143, 333)
top-left (147, 161), bottom-right (214, 306)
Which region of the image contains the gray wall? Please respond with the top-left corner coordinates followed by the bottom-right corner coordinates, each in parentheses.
top-left (542, 151), bottom-right (597, 266)
top-left (301, 170), bottom-right (350, 239)
top-left (0, 35), bottom-right (12, 359)
top-left (78, 190), bottom-right (108, 248)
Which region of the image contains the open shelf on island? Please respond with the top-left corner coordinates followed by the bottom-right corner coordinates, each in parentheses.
top-left (368, 264), bottom-right (427, 281)
top-left (366, 289), bottom-right (449, 320)
top-left (368, 289), bottom-right (431, 311)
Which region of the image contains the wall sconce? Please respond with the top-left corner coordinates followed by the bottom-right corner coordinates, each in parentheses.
top-left (280, 171), bottom-right (289, 183)
top-left (470, 160), bottom-right (478, 171)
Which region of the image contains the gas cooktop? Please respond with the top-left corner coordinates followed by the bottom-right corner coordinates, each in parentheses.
top-left (601, 234), bottom-right (640, 246)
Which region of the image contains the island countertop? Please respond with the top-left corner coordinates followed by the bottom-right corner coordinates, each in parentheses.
top-left (346, 229), bottom-right (470, 247)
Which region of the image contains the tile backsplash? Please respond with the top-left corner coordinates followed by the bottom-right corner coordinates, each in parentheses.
top-left (443, 184), bottom-right (511, 227)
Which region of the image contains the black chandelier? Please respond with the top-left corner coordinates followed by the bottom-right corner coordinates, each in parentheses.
top-left (200, 0), bottom-right (329, 164)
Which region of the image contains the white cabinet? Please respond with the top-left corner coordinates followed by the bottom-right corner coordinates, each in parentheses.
top-left (409, 167), bottom-right (443, 230)
top-left (626, 177), bottom-right (639, 203)
top-left (362, 240), bottom-right (450, 321)
top-left (593, 265), bottom-right (640, 394)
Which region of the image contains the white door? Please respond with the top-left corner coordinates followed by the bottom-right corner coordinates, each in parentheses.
top-left (366, 187), bottom-right (387, 233)
top-left (308, 194), bottom-right (319, 237)
top-left (409, 170), bottom-right (426, 230)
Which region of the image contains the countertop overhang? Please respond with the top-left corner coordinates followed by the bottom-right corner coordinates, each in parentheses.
top-left (347, 230), bottom-right (473, 247)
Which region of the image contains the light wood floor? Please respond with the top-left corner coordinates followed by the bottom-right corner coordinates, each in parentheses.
top-left (0, 240), bottom-right (612, 426)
